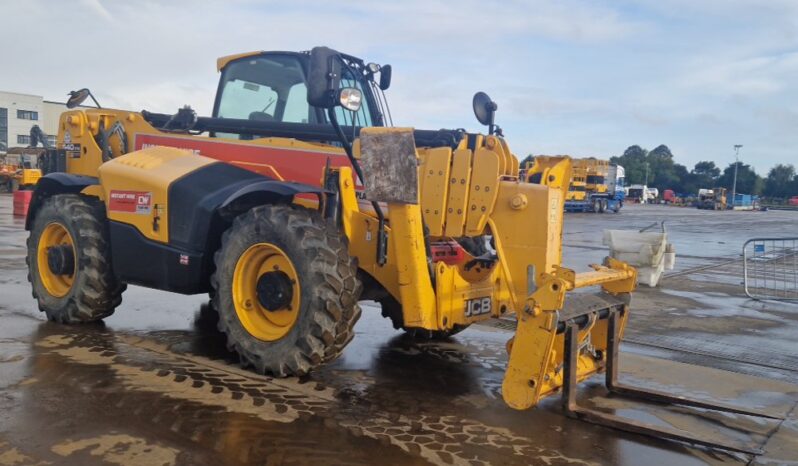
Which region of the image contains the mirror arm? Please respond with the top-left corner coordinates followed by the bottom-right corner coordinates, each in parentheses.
top-left (88, 90), bottom-right (102, 109)
top-left (327, 107), bottom-right (362, 182)
top-left (326, 107), bottom-right (388, 266)
top-left (488, 103), bottom-right (496, 135)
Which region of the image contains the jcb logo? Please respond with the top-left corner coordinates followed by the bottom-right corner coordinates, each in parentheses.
top-left (465, 297), bottom-right (492, 317)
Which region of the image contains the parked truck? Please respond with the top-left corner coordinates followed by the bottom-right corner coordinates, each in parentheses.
top-left (626, 184), bottom-right (646, 203)
top-left (563, 158), bottom-right (625, 213)
top-left (0, 150), bottom-right (42, 192)
top-left (697, 188), bottom-right (727, 210)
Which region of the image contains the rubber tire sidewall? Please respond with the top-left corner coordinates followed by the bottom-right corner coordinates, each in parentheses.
top-left (213, 204), bottom-right (360, 376)
top-left (27, 194), bottom-right (123, 322)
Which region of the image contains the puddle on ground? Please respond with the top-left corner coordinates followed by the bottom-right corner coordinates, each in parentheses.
top-left (0, 305), bottom-right (767, 465)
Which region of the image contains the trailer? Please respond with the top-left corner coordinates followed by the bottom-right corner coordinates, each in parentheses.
top-left (564, 161), bottom-right (625, 213)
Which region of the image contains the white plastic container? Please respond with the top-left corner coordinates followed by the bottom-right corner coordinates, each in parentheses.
top-left (663, 243), bottom-right (676, 271)
top-left (603, 229), bottom-right (673, 287)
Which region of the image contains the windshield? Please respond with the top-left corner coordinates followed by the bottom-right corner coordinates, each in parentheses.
top-left (214, 55), bottom-right (314, 139)
top-left (214, 53), bottom-right (390, 140)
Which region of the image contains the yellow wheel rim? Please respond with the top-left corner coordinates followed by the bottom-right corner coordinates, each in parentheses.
top-left (36, 222), bottom-right (76, 298)
top-left (232, 243), bottom-right (301, 342)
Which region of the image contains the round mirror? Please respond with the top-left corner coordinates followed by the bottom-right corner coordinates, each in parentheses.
top-left (66, 88), bottom-right (91, 109)
top-left (472, 91), bottom-right (497, 126)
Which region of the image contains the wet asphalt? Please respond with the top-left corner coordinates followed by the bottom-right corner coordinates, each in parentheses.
top-left (1, 194), bottom-right (797, 466)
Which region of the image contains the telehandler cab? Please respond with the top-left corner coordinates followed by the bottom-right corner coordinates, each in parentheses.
top-left (26, 46), bottom-right (778, 453)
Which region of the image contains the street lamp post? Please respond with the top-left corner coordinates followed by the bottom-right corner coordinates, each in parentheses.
top-left (731, 144), bottom-right (743, 209)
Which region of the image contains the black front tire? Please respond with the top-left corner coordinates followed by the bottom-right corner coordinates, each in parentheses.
top-left (26, 194), bottom-right (125, 323)
top-left (211, 204), bottom-right (362, 377)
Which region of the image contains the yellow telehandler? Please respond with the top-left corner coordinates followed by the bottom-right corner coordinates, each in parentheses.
top-left (25, 47), bottom-right (777, 454)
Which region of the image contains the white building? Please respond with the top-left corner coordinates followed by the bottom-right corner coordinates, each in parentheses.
top-left (0, 90), bottom-right (69, 153)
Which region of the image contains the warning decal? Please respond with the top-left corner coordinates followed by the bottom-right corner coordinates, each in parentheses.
top-left (109, 191), bottom-right (152, 215)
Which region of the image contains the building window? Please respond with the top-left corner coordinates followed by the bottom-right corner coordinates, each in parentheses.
top-left (17, 110), bottom-right (39, 120)
top-left (46, 135), bottom-right (56, 147)
top-left (0, 108), bottom-right (7, 151)
top-left (17, 135), bottom-right (31, 145)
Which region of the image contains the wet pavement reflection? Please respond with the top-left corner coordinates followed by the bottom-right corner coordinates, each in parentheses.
top-left (1, 197), bottom-right (797, 465)
top-left (1, 302), bottom-right (793, 466)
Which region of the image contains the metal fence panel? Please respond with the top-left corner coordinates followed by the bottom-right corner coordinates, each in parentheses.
top-left (743, 237), bottom-right (798, 301)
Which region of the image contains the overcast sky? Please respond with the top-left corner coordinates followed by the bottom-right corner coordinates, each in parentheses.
top-left (1, 0), bottom-right (796, 172)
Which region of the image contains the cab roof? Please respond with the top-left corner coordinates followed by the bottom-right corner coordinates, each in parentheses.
top-left (216, 49), bottom-right (366, 72)
top-left (216, 51), bottom-right (265, 72)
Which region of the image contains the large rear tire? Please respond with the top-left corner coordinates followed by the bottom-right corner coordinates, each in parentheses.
top-left (211, 204), bottom-right (361, 377)
top-left (26, 194), bottom-right (125, 323)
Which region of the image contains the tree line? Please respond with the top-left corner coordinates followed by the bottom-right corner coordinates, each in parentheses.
top-left (608, 145), bottom-right (798, 198)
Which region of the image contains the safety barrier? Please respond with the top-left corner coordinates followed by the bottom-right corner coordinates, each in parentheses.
top-left (743, 237), bottom-right (798, 301)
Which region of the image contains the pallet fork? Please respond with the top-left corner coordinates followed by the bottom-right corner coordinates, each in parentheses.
top-left (561, 309), bottom-right (784, 455)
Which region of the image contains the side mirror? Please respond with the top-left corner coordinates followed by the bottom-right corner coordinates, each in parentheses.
top-left (66, 88), bottom-right (101, 109)
top-left (472, 91), bottom-right (497, 127)
top-left (66, 88), bottom-right (91, 108)
top-left (307, 46), bottom-right (342, 108)
top-left (379, 64), bottom-right (392, 90)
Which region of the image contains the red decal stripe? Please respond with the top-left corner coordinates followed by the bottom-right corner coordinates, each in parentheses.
top-left (134, 134), bottom-right (353, 186)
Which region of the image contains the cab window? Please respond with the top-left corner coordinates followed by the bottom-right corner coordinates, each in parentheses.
top-left (215, 55), bottom-right (314, 138)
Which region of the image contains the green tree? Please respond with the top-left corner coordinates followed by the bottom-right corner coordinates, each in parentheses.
top-left (688, 161), bottom-right (720, 193)
top-left (692, 161), bottom-right (720, 179)
top-left (763, 164), bottom-right (796, 198)
top-left (611, 144), bottom-right (691, 193)
top-left (647, 144), bottom-right (684, 191)
top-left (610, 145), bottom-right (648, 185)
top-left (717, 162), bottom-right (763, 195)
top-left (672, 164), bottom-right (691, 193)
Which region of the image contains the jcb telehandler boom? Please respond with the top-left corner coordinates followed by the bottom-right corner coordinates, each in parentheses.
top-left (26, 47), bottom-right (778, 454)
